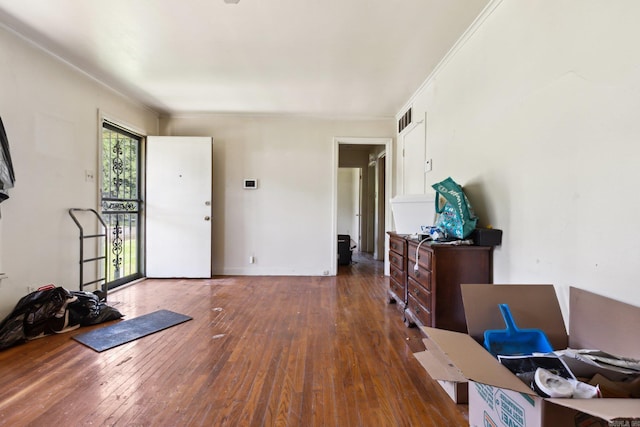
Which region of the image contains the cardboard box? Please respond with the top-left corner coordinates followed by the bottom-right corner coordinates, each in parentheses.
top-left (413, 284), bottom-right (640, 426)
top-left (414, 285), bottom-right (564, 404)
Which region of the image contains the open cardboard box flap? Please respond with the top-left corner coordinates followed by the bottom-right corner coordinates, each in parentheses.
top-left (547, 398), bottom-right (640, 421)
top-left (415, 336), bottom-right (470, 403)
top-left (420, 326), bottom-right (533, 395)
top-left (414, 339), bottom-right (466, 383)
top-left (568, 287), bottom-right (640, 358)
top-left (461, 284), bottom-right (568, 350)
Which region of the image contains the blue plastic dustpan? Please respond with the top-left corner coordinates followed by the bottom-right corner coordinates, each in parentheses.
top-left (483, 303), bottom-right (553, 357)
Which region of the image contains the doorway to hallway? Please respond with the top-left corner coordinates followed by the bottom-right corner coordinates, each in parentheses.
top-left (332, 137), bottom-right (392, 276)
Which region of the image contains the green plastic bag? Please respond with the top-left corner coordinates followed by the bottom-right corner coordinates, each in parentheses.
top-left (432, 177), bottom-right (478, 239)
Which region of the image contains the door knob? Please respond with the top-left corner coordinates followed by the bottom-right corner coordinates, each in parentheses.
top-left (204, 216), bottom-right (211, 221)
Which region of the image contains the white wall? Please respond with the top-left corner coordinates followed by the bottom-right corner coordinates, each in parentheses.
top-left (0, 26), bottom-right (158, 317)
top-left (160, 115), bottom-right (393, 275)
top-left (396, 0), bottom-right (640, 314)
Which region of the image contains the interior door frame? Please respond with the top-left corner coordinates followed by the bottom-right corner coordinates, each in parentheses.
top-left (332, 137), bottom-right (393, 275)
top-left (374, 152), bottom-right (386, 261)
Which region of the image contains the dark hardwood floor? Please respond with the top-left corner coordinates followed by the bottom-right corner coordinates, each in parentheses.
top-left (0, 252), bottom-right (469, 426)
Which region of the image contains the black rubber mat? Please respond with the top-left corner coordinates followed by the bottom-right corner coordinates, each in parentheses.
top-left (72, 309), bottom-right (192, 352)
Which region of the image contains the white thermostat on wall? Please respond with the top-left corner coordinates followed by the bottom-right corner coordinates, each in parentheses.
top-left (243, 179), bottom-right (258, 189)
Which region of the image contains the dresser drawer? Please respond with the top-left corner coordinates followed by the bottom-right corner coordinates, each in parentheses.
top-left (389, 236), bottom-right (406, 257)
top-left (407, 294), bottom-right (432, 327)
top-left (407, 243), bottom-right (432, 270)
top-left (389, 276), bottom-right (404, 303)
top-left (389, 264), bottom-right (405, 283)
top-left (407, 260), bottom-right (431, 291)
top-left (407, 276), bottom-right (432, 311)
top-left (389, 251), bottom-right (405, 270)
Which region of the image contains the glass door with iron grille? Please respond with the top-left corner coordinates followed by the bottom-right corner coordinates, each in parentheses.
top-left (101, 122), bottom-right (143, 289)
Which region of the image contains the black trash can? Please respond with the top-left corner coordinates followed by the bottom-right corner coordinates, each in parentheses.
top-left (337, 234), bottom-right (352, 266)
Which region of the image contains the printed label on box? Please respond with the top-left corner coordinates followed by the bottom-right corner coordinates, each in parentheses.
top-left (471, 382), bottom-right (543, 427)
top-left (483, 411), bottom-right (498, 427)
top-left (476, 383), bottom-right (495, 410)
top-left (608, 421), bottom-right (640, 427)
top-left (495, 390), bottom-right (525, 427)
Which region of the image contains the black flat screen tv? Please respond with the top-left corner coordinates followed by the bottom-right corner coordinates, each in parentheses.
top-left (0, 116), bottom-right (16, 202)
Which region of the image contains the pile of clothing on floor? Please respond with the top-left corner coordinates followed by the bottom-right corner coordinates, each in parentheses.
top-left (0, 284), bottom-right (122, 350)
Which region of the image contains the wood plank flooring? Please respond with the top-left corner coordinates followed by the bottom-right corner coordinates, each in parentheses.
top-left (0, 253), bottom-right (469, 426)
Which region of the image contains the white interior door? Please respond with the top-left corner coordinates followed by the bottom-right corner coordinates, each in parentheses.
top-left (351, 168), bottom-right (361, 251)
top-left (146, 136), bottom-right (212, 277)
top-left (337, 168), bottom-right (360, 246)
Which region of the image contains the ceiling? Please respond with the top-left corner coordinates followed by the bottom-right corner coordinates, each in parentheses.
top-left (0, 0), bottom-right (489, 118)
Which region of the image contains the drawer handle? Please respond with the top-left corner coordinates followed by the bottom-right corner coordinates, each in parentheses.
top-left (415, 307), bottom-right (421, 314)
top-left (415, 270), bottom-right (420, 277)
top-left (414, 288), bottom-right (419, 296)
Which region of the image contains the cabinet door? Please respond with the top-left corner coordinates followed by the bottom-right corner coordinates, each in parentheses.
top-left (401, 119), bottom-right (426, 194)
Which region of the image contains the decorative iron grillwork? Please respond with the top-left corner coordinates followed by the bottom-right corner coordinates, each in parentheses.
top-left (111, 216), bottom-right (123, 277)
top-left (101, 200), bottom-right (139, 213)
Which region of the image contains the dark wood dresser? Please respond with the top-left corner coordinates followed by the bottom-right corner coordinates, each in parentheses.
top-left (387, 233), bottom-right (407, 309)
top-left (387, 233), bottom-right (493, 333)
